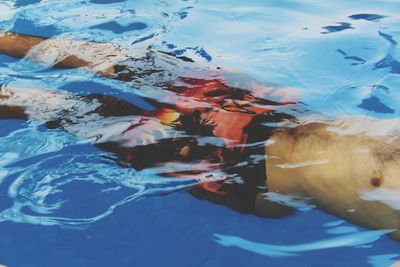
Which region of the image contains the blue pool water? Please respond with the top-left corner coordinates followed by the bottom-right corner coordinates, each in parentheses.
top-left (0, 0), bottom-right (400, 266)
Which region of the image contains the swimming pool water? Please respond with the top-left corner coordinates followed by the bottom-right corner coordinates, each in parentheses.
top-left (0, 0), bottom-right (399, 266)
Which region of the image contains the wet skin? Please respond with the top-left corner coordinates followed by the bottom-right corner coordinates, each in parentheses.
top-left (0, 32), bottom-right (400, 240)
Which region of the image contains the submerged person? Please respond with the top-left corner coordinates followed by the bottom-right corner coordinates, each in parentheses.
top-left (0, 32), bottom-right (400, 240)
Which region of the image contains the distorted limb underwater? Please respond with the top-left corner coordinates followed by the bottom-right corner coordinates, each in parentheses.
top-left (0, 32), bottom-right (400, 240)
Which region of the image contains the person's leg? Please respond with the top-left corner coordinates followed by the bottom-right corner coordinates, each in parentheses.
top-left (0, 32), bottom-right (125, 75)
top-left (0, 85), bottom-right (156, 152)
top-left (0, 85), bottom-right (72, 121)
top-left (0, 32), bottom-right (44, 58)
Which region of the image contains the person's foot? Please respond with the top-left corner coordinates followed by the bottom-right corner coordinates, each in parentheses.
top-left (0, 86), bottom-right (13, 100)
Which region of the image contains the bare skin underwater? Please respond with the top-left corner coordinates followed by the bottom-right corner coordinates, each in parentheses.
top-left (0, 32), bottom-right (400, 240)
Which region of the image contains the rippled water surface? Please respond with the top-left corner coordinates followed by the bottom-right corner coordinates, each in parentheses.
top-left (0, 0), bottom-right (400, 266)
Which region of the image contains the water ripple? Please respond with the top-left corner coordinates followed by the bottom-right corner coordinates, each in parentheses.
top-left (214, 229), bottom-right (391, 257)
top-left (0, 147), bottom-right (197, 226)
top-left (349, 14), bottom-right (387, 22)
top-left (0, 0), bottom-right (400, 265)
top-left (321, 22), bottom-right (353, 34)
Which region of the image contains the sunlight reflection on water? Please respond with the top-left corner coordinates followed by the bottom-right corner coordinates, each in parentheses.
top-left (0, 0), bottom-right (400, 266)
